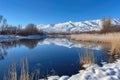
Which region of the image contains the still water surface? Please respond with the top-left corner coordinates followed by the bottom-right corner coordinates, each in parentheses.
top-left (0, 38), bottom-right (117, 79)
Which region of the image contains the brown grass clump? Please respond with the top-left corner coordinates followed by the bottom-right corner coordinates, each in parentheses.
top-left (20, 57), bottom-right (30, 80)
top-left (111, 40), bottom-right (120, 55)
top-left (79, 49), bottom-right (95, 68)
top-left (3, 57), bottom-right (40, 80)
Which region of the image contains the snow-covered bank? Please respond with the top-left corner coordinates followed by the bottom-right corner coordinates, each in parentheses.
top-left (0, 35), bottom-right (45, 42)
top-left (0, 35), bottom-right (21, 42)
top-left (40, 59), bottom-right (120, 80)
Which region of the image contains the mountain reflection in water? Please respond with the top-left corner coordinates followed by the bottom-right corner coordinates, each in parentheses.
top-left (0, 38), bottom-right (120, 79)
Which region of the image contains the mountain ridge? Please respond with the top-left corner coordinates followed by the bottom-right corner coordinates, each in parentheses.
top-left (37, 19), bottom-right (120, 33)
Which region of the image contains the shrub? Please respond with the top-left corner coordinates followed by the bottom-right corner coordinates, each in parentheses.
top-left (100, 18), bottom-right (112, 33)
top-left (19, 23), bottom-right (43, 36)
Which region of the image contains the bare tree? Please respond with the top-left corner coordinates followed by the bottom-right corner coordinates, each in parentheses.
top-left (0, 15), bottom-right (3, 23)
top-left (19, 23), bottom-right (43, 36)
top-left (0, 15), bottom-right (8, 34)
top-left (100, 18), bottom-right (112, 33)
top-left (25, 23), bottom-right (38, 34)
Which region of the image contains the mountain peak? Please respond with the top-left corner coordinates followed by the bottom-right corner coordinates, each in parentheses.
top-left (37, 19), bottom-right (120, 33)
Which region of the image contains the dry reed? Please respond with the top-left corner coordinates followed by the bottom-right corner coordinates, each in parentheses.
top-left (71, 33), bottom-right (120, 43)
top-left (79, 49), bottom-right (95, 68)
top-left (3, 57), bottom-right (39, 80)
top-left (71, 32), bottom-right (120, 55)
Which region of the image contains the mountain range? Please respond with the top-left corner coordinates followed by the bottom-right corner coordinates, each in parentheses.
top-left (37, 19), bottom-right (120, 33)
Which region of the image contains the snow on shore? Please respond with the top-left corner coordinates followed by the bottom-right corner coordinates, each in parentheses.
top-left (0, 35), bottom-right (20, 42)
top-left (40, 59), bottom-right (120, 80)
top-left (0, 35), bottom-right (45, 42)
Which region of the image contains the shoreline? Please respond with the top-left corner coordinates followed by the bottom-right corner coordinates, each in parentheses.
top-left (0, 35), bottom-right (46, 42)
top-left (39, 59), bottom-right (120, 80)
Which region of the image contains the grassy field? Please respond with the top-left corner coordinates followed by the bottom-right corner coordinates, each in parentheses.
top-left (71, 33), bottom-right (120, 43)
top-left (71, 32), bottom-right (120, 55)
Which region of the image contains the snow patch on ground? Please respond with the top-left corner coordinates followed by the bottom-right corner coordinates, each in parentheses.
top-left (39, 59), bottom-right (120, 80)
top-left (0, 35), bottom-right (45, 42)
top-left (69, 59), bottom-right (120, 80)
top-left (0, 35), bottom-right (20, 42)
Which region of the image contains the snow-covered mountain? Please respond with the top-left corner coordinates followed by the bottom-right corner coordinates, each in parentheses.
top-left (37, 19), bottom-right (120, 33)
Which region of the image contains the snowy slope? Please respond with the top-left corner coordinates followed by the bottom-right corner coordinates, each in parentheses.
top-left (37, 19), bottom-right (120, 33)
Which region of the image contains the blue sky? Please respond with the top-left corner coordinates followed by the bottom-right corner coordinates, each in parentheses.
top-left (0, 0), bottom-right (120, 25)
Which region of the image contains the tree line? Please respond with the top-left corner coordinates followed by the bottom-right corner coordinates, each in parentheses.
top-left (0, 15), bottom-right (43, 36)
top-left (1, 15), bottom-right (120, 35)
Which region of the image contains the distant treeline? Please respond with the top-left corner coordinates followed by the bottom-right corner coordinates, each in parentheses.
top-left (1, 15), bottom-right (120, 35)
top-left (0, 15), bottom-right (43, 36)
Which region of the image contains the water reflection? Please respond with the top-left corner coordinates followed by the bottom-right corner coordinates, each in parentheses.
top-left (18, 39), bottom-right (42, 49)
top-left (0, 39), bottom-right (43, 49)
top-left (0, 44), bottom-right (7, 60)
top-left (0, 38), bottom-right (119, 62)
top-left (72, 40), bottom-right (111, 51)
top-left (0, 38), bottom-right (120, 79)
top-left (0, 39), bottom-right (43, 60)
top-left (78, 48), bottom-right (95, 68)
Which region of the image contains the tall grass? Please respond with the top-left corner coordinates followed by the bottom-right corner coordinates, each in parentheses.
top-left (71, 33), bottom-right (120, 43)
top-left (20, 57), bottom-right (30, 80)
top-left (78, 48), bottom-right (95, 68)
top-left (71, 18), bottom-right (120, 43)
top-left (71, 33), bottom-right (120, 55)
top-left (111, 41), bottom-right (120, 56)
top-left (3, 57), bottom-right (39, 80)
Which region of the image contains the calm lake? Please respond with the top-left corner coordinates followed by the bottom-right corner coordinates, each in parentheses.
top-left (0, 38), bottom-right (118, 79)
